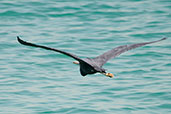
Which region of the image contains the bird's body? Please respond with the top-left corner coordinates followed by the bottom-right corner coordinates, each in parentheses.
top-left (79, 58), bottom-right (106, 76)
top-left (17, 37), bottom-right (166, 78)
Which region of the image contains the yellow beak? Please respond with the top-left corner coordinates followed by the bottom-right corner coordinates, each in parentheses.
top-left (73, 61), bottom-right (79, 65)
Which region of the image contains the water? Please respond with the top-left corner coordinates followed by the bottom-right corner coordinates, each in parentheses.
top-left (0, 0), bottom-right (171, 113)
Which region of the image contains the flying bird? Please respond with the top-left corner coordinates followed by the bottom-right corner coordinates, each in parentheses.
top-left (17, 36), bottom-right (166, 78)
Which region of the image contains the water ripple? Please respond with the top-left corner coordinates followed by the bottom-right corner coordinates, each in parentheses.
top-left (0, 0), bottom-right (170, 114)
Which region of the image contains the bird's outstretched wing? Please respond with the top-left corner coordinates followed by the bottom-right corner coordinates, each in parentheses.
top-left (17, 36), bottom-right (82, 61)
top-left (93, 38), bottom-right (167, 67)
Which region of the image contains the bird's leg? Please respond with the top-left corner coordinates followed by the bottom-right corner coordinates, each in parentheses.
top-left (73, 61), bottom-right (79, 65)
top-left (101, 72), bottom-right (114, 78)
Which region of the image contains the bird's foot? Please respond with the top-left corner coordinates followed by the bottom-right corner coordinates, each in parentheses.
top-left (102, 73), bottom-right (114, 78)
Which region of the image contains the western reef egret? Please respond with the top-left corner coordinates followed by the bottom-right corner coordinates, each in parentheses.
top-left (17, 37), bottom-right (166, 78)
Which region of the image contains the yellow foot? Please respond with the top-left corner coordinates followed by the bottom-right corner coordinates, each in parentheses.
top-left (105, 73), bottom-right (114, 78)
top-left (101, 73), bottom-right (114, 78)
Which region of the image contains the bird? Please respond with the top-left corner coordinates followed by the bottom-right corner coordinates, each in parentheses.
top-left (17, 36), bottom-right (166, 78)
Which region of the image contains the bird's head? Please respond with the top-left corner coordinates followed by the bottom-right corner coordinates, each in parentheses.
top-left (73, 61), bottom-right (79, 65)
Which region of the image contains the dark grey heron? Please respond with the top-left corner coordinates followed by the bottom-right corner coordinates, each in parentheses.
top-left (17, 36), bottom-right (166, 78)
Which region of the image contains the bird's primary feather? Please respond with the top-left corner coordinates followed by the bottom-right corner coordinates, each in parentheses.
top-left (93, 38), bottom-right (167, 67)
top-left (17, 36), bottom-right (81, 62)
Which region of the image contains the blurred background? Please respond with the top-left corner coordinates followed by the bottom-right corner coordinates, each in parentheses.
top-left (0, 0), bottom-right (170, 113)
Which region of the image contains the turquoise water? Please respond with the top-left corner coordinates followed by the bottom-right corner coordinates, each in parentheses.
top-left (0, 0), bottom-right (171, 113)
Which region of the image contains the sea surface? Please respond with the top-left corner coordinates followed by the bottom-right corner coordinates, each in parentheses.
top-left (0, 0), bottom-right (171, 114)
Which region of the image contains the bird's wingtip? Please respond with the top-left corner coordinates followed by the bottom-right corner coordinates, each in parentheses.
top-left (17, 36), bottom-right (26, 45)
top-left (161, 37), bottom-right (167, 40)
top-left (17, 36), bottom-right (21, 42)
